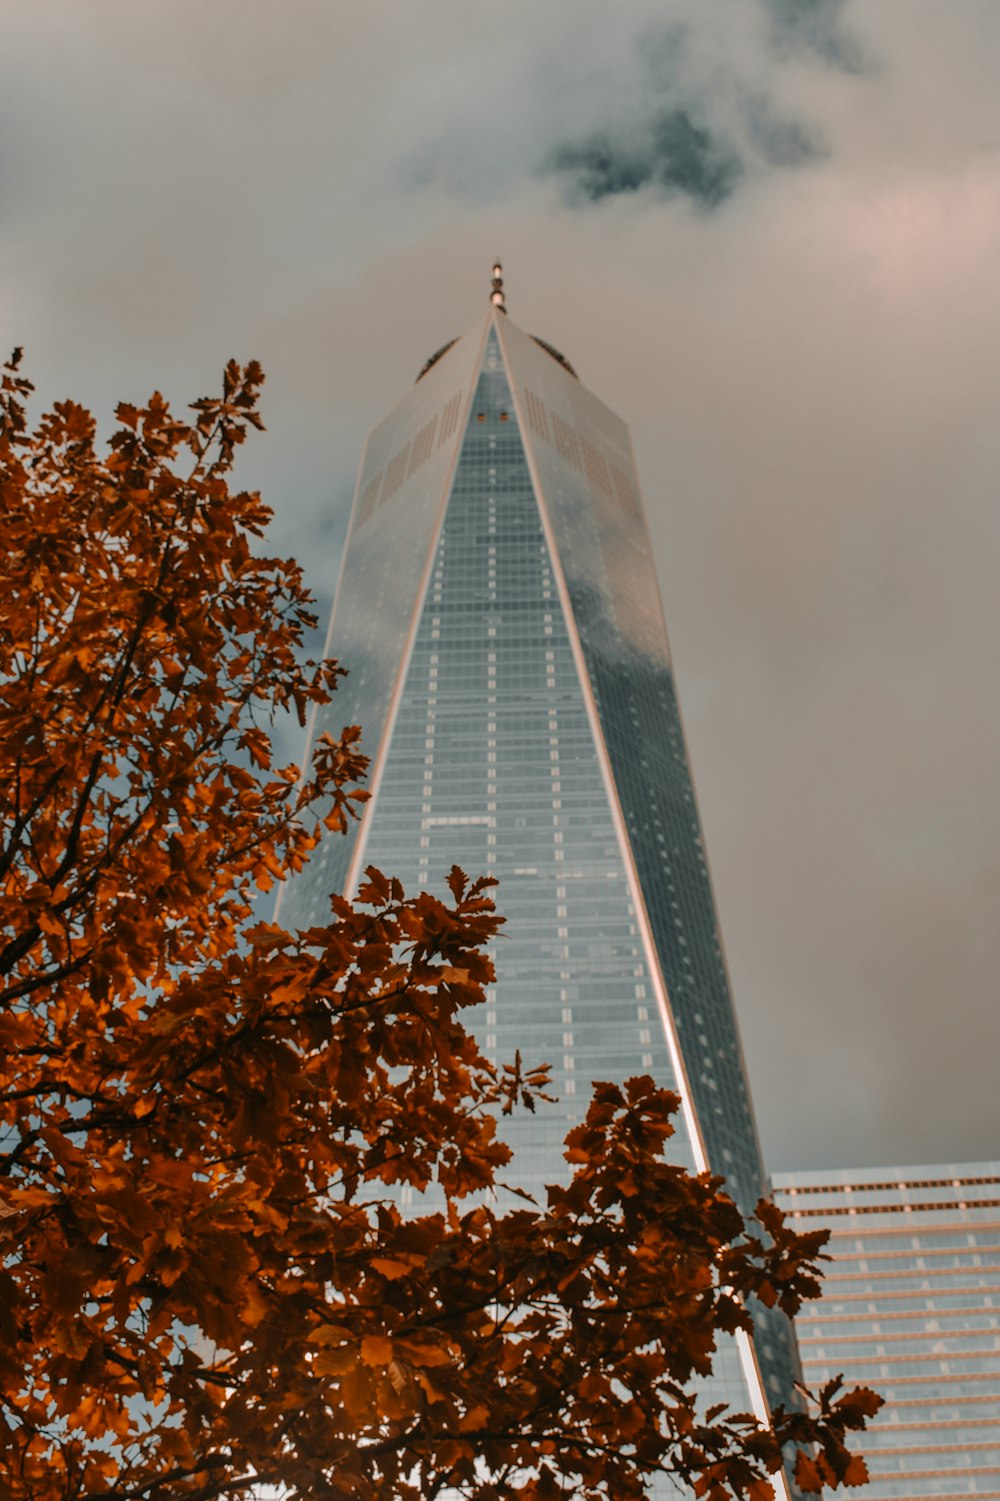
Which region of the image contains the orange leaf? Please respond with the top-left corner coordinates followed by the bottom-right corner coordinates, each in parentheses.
top-left (360, 1335), bottom-right (393, 1367)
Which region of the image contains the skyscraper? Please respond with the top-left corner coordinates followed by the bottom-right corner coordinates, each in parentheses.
top-left (279, 270), bottom-right (800, 1457)
top-left (773, 1163), bottom-right (1000, 1497)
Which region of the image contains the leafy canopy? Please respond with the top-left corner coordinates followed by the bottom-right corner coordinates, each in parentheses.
top-left (0, 352), bottom-right (880, 1498)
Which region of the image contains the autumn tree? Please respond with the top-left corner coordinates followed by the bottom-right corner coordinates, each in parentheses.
top-left (0, 351), bottom-right (879, 1499)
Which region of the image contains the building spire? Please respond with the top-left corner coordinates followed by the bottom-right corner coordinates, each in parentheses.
top-left (490, 261), bottom-right (506, 313)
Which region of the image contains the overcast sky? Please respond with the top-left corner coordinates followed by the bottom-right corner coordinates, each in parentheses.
top-left (4, 1), bottom-right (999, 1175)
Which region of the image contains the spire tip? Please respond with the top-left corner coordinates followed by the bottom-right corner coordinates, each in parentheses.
top-left (490, 261), bottom-right (506, 313)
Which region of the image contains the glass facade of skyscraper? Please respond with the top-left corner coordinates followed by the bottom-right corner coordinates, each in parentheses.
top-left (278, 303), bottom-right (801, 1479)
top-left (772, 1164), bottom-right (1000, 1497)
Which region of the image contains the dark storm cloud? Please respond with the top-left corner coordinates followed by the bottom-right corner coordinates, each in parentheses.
top-left (548, 109), bottom-right (743, 209)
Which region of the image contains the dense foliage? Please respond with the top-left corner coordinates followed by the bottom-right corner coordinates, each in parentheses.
top-left (0, 353), bottom-right (879, 1498)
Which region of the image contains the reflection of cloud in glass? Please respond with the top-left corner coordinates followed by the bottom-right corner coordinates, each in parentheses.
top-left (281, 328), bottom-right (484, 923)
top-left (500, 316), bottom-right (671, 676)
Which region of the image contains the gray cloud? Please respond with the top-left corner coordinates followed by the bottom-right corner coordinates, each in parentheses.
top-left (2, 0), bottom-right (999, 1178)
top-left (548, 108), bottom-right (744, 208)
top-left (395, 10), bottom-right (833, 213)
top-left (539, 16), bottom-right (830, 211)
top-left (764, 0), bottom-right (868, 72)
top-left (744, 99), bottom-right (826, 168)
